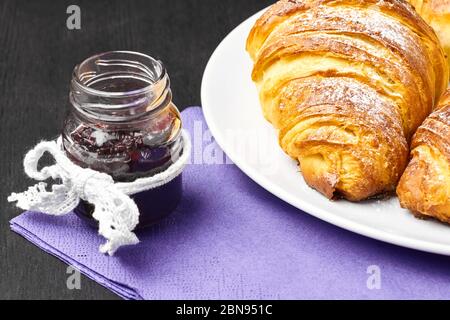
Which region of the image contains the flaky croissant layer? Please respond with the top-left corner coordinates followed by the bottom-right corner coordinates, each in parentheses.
top-left (247, 0), bottom-right (448, 201)
top-left (397, 90), bottom-right (450, 222)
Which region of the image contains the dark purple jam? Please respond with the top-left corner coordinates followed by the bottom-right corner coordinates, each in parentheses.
top-left (66, 117), bottom-right (183, 230)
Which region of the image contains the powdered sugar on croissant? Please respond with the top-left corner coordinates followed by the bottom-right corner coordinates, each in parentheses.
top-left (246, 0), bottom-right (448, 201)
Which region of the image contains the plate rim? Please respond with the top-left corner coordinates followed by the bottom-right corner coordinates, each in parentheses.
top-left (200, 8), bottom-right (450, 256)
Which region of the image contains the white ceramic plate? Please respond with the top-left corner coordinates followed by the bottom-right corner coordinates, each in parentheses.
top-left (201, 8), bottom-right (450, 255)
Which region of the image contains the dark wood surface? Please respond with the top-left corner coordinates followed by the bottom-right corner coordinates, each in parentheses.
top-left (0, 0), bottom-right (273, 300)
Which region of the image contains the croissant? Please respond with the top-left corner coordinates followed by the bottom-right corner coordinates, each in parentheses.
top-left (408, 0), bottom-right (450, 69)
top-left (246, 0), bottom-right (448, 201)
top-left (397, 90), bottom-right (450, 222)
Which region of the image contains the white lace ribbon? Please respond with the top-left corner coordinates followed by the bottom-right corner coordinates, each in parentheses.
top-left (8, 130), bottom-right (191, 255)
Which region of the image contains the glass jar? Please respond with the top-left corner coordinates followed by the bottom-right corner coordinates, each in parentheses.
top-left (62, 51), bottom-right (183, 229)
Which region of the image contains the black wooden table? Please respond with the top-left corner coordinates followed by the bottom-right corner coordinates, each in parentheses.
top-left (0, 0), bottom-right (272, 300)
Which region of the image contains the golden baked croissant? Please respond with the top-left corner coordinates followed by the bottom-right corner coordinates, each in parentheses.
top-left (397, 90), bottom-right (450, 222)
top-left (246, 0), bottom-right (448, 201)
top-left (408, 0), bottom-right (450, 68)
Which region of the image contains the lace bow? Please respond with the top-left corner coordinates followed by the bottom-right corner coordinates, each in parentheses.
top-left (8, 130), bottom-right (191, 255)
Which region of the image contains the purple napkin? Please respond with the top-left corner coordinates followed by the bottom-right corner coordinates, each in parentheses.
top-left (10, 107), bottom-right (450, 300)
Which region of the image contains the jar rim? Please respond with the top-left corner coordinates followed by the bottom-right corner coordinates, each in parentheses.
top-left (72, 51), bottom-right (166, 98)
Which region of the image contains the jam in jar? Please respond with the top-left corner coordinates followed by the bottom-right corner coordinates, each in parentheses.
top-left (62, 51), bottom-right (183, 229)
